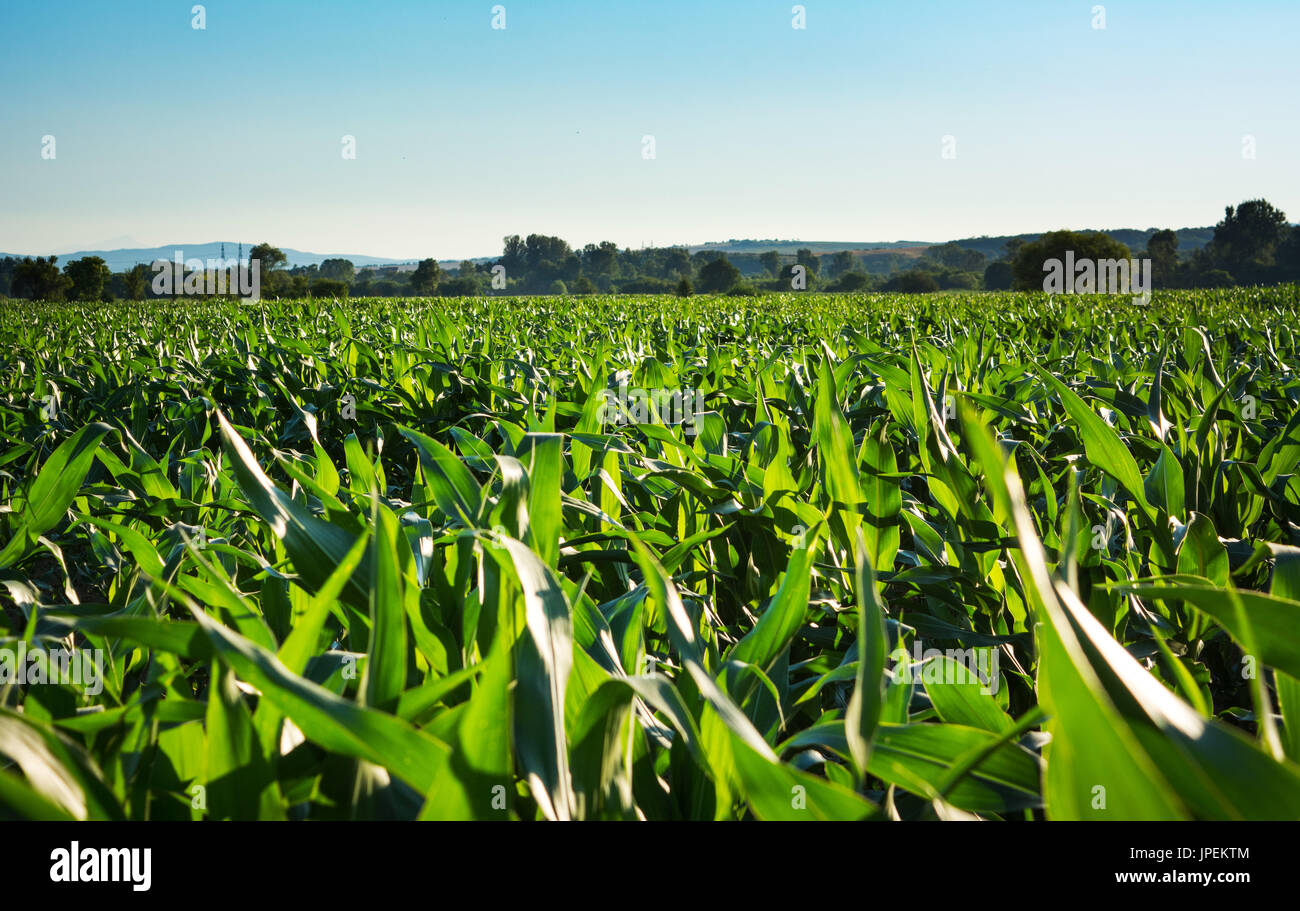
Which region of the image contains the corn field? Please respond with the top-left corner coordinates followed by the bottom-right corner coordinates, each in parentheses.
top-left (2, 288), bottom-right (1300, 820)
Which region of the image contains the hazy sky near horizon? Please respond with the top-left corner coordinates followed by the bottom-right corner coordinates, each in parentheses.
top-left (2, 0), bottom-right (1297, 261)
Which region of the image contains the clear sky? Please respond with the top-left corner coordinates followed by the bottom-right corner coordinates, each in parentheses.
top-left (1, 0), bottom-right (1296, 260)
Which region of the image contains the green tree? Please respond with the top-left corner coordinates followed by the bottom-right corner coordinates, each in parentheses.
top-left (826, 250), bottom-right (856, 278)
top-left (249, 243), bottom-right (289, 297)
top-left (310, 278), bottom-right (348, 299)
top-left (779, 262), bottom-right (816, 290)
top-left (581, 241), bottom-right (618, 277)
top-left (926, 242), bottom-right (986, 272)
top-left (759, 250), bottom-right (781, 277)
top-left (889, 270), bottom-right (940, 293)
top-left (122, 263), bottom-right (150, 300)
top-left (1207, 199), bottom-right (1288, 283)
top-left (1145, 229), bottom-right (1179, 287)
top-left (939, 271), bottom-right (978, 290)
top-left (697, 256), bottom-right (741, 293)
top-left (832, 271), bottom-right (870, 291)
top-left (1011, 230), bottom-right (1132, 291)
top-left (0, 257), bottom-right (18, 296)
top-left (675, 277), bottom-right (693, 297)
top-left (501, 235), bottom-right (526, 273)
top-left (64, 256), bottom-right (112, 300)
top-left (318, 259), bottom-right (355, 283)
top-left (435, 277), bottom-right (472, 295)
top-left (983, 261), bottom-right (1014, 290)
top-left (795, 248), bottom-right (820, 275)
top-left (1278, 226), bottom-right (1300, 282)
top-left (248, 243), bottom-right (287, 273)
top-left (411, 258), bottom-right (442, 294)
top-left (12, 257), bottom-right (70, 300)
top-left (661, 248), bottom-right (692, 278)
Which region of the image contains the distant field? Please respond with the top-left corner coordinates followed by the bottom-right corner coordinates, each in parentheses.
top-left (2, 289), bottom-right (1300, 820)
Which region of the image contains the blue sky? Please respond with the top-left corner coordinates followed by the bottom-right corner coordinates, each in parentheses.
top-left (2, 0), bottom-right (1296, 260)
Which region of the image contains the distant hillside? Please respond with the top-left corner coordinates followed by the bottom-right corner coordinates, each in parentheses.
top-left (948, 227), bottom-right (1217, 261)
top-left (685, 229), bottom-right (1219, 261)
top-left (689, 239), bottom-right (933, 255)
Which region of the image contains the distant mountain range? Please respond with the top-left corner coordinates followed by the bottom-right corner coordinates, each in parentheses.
top-left (0, 243), bottom-right (412, 273)
top-left (2, 227), bottom-right (1221, 274)
top-left (694, 228), bottom-right (1217, 259)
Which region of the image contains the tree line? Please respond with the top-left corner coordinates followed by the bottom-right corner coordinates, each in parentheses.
top-left (2, 198), bottom-right (1295, 301)
top-left (988, 199), bottom-right (1300, 293)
